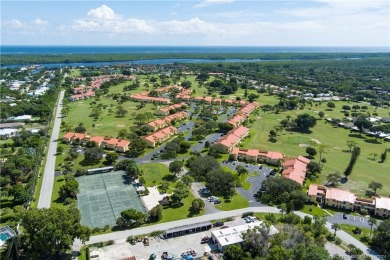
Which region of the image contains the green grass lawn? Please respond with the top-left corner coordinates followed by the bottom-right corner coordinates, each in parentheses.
top-left (300, 205), bottom-right (331, 217)
top-left (339, 224), bottom-right (372, 246)
top-left (214, 191), bottom-right (250, 211)
top-left (159, 192), bottom-right (205, 222)
top-left (139, 163), bottom-right (173, 188)
top-left (241, 95), bottom-right (390, 196)
top-left (50, 174), bottom-right (68, 210)
top-left (254, 212), bottom-right (282, 221)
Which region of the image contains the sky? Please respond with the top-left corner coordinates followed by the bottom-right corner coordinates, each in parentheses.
top-left (1, 0), bottom-right (389, 46)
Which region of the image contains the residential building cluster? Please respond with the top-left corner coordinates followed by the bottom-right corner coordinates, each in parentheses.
top-left (130, 85), bottom-right (183, 104)
top-left (227, 102), bottom-right (259, 127)
top-left (216, 126), bottom-right (249, 153)
top-left (155, 103), bottom-right (187, 116)
top-left (282, 156), bottom-right (311, 185)
top-left (308, 184), bottom-right (390, 218)
top-left (62, 132), bottom-right (130, 152)
top-left (144, 111), bottom-right (188, 131)
top-left (231, 148), bottom-right (284, 166)
top-left (144, 126), bottom-right (179, 148)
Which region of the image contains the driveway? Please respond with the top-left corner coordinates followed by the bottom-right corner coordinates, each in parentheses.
top-left (190, 133), bottom-right (223, 152)
top-left (38, 90), bottom-right (64, 208)
top-left (327, 213), bottom-right (378, 229)
top-left (190, 182), bottom-right (221, 215)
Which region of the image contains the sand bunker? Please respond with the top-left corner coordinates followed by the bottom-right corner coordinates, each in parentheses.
top-left (299, 144), bottom-right (309, 148)
top-left (311, 139), bottom-right (321, 144)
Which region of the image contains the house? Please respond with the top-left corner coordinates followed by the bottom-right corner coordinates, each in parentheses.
top-left (0, 128), bottom-right (17, 138)
top-left (227, 114), bottom-right (246, 127)
top-left (102, 138), bottom-right (119, 150)
top-left (230, 148), bottom-right (284, 166)
top-left (116, 140), bottom-right (131, 153)
top-left (145, 119), bottom-right (168, 131)
top-left (155, 103), bottom-right (186, 116)
top-left (210, 222), bottom-right (278, 252)
top-left (282, 156), bottom-right (310, 185)
top-left (63, 132), bottom-right (75, 143)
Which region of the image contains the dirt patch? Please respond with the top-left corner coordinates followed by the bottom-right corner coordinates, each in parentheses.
top-left (311, 139), bottom-right (321, 144)
top-left (299, 144), bottom-right (309, 148)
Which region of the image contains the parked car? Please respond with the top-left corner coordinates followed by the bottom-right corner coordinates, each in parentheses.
top-left (343, 213), bottom-right (348, 219)
top-left (221, 226), bottom-right (229, 229)
top-left (214, 222), bottom-right (224, 227)
top-left (214, 200), bottom-right (221, 204)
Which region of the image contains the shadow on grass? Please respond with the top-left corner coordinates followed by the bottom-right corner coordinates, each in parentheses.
top-left (187, 208), bottom-right (202, 217)
top-left (348, 133), bottom-right (365, 139)
top-left (340, 177), bottom-right (348, 184)
top-left (162, 174), bottom-right (175, 182)
top-left (364, 139), bottom-right (382, 144)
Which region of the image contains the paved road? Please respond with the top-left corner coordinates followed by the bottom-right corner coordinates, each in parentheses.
top-left (38, 90), bottom-right (65, 208)
top-left (191, 132), bottom-right (223, 152)
top-left (74, 207), bottom-right (381, 259)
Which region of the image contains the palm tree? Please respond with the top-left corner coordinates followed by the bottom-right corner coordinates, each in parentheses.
top-left (368, 217), bottom-right (377, 237)
top-left (92, 123), bottom-right (95, 134)
top-left (332, 223), bottom-right (340, 237)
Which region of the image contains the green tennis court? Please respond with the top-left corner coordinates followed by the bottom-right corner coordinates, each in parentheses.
top-left (77, 170), bottom-right (146, 228)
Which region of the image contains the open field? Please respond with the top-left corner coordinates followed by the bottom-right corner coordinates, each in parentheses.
top-left (139, 163), bottom-right (172, 188)
top-left (215, 192), bottom-right (250, 211)
top-left (241, 95), bottom-right (390, 196)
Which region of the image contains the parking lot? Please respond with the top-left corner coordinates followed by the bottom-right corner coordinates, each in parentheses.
top-left (88, 217), bottom-right (248, 260)
top-left (221, 160), bottom-right (270, 206)
top-left (327, 213), bottom-right (375, 229)
top-left (191, 132), bottom-right (223, 152)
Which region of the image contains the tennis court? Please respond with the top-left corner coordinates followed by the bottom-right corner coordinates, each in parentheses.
top-left (77, 170), bottom-right (146, 228)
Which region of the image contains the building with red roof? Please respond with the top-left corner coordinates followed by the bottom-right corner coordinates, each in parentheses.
top-left (282, 156), bottom-right (310, 185)
top-left (144, 126), bottom-right (178, 147)
top-left (216, 126), bottom-right (249, 152)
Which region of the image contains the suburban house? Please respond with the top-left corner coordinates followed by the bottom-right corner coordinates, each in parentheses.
top-left (216, 126), bottom-right (249, 152)
top-left (308, 184), bottom-right (390, 218)
top-left (231, 148), bottom-right (284, 166)
top-left (144, 126), bottom-right (178, 147)
top-left (102, 138), bottom-right (119, 150)
top-left (62, 132), bottom-right (86, 143)
top-left (145, 119), bottom-right (168, 131)
top-left (145, 111), bottom-right (188, 131)
top-left (62, 132), bottom-right (130, 152)
top-left (282, 156), bottom-right (310, 185)
top-left (130, 93), bottom-right (170, 104)
top-left (89, 136), bottom-right (105, 147)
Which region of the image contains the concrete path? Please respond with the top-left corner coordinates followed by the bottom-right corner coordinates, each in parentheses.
top-left (37, 90), bottom-right (65, 208)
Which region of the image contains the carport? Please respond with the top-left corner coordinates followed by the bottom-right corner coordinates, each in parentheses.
top-left (164, 221), bottom-right (212, 238)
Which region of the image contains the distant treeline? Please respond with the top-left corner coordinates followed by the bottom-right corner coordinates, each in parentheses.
top-left (1, 52), bottom-right (389, 65)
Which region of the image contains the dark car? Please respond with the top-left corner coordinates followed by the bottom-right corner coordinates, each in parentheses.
top-left (214, 222), bottom-right (224, 227)
top-left (269, 170), bottom-right (277, 176)
top-left (214, 200), bottom-right (221, 204)
top-left (343, 214), bottom-right (348, 219)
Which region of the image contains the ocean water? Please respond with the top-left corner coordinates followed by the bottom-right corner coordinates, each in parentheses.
top-left (1, 45), bottom-right (388, 55)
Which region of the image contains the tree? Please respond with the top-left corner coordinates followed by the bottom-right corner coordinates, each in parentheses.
top-left (294, 114), bottom-right (317, 132)
top-left (205, 169), bottom-right (236, 197)
top-left (344, 146), bottom-right (361, 178)
top-left (223, 244), bottom-right (245, 260)
top-left (354, 116), bottom-right (372, 134)
top-left (135, 113), bottom-right (147, 124)
top-left (318, 111), bottom-right (325, 119)
top-left (19, 208), bottom-right (90, 258)
top-left (380, 149), bottom-right (387, 163)
top-left (209, 143), bottom-right (227, 157)
top-left (116, 208), bottom-right (146, 227)
top-left (307, 161), bottom-right (321, 178)
top-left (188, 156), bottom-right (221, 180)
top-left (368, 217), bottom-right (377, 237)
top-left (236, 165), bottom-right (248, 175)
top-left (56, 146), bottom-right (64, 155)
top-left (302, 245), bottom-right (331, 260)
top-left (331, 223), bottom-right (340, 237)
top-left (160, 181), bottom-right (169, 193)
top-left (149, 204), bottom-right (162, 221)
top-left (306, 147), bottom-right (317, 158)
top-left (372, 219), bottom-right (390, 256)
top-left (9, 184), bottom-right (29, 204)
top-left (171, 181), bottom-right (189, 205)
top-left (83, 147), bottom-right (104, 164)
top-left (204, 140), bottom-right (210, 148)
top-left (269, 129), bottom-right (277, 142)
top-left (346, 140), bottom-right (357, 152)
top-left (342, 105), bottom-right (351, 112)
top-left (248, 93), bottom-right (259, 102)
top-left (181, 80), bottom-right (192, 89)
top-left (115, 159), bottom-right (141, 179)
top-left (327, 102), bottom-right (335, 110)
top-left (105, 151), bottom-right (118, 165)
top-left (145, 112), bottom-right (154, 122)
top-left (179, 141), bottom-right (191, 153)
top-left (116, 105), bottom-right (128, 117)
top-left (169, 160), bottom-right (183, 177)
top-left (279, 203), bottom-right (287, 218)
top-left (74, 123), bottom-right (86, 133)
top-left (326, 172), bottom-right (342, 187)
top-left (242, 225), bottom-right (272, 257)
top-left (191, 198), bottom-right (205, 213)
top-left (368, 181), bottom-right (383, 195)
top-left (59, 175), bottom-right (79, 200)
top-left (181, 174), bottom-right (194, 187)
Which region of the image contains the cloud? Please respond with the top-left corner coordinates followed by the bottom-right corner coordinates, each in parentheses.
top-left (161, 18), bottom-right (221, 35)
top-left (194, 0), bottom-right (234, 8)
top-left (87, 4), bottom-right (121, 20)
top-left (3, 19), bottom-right (25, 29)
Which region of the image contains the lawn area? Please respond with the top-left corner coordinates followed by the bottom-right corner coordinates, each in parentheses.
top-left (300, 204), bottom-right (331, 217)
top-left (254, 212), bottom-right (282, 221)
top-left (69, 69), bottom-right (81, 78)
top-left (159, 191), bottom-right (205, 222)
top-left (241, 94), bottom-right (390, 196)
top-left (139, 163), bottom-right (173, 188)
top-left (214, 191), bottom-right (250, 211)
top-left (78, 246), bottom-right (88, 260)
top-left (339, 224), bottom-right (372, 246)
top-left (51, 174), bottom-right (68, 210)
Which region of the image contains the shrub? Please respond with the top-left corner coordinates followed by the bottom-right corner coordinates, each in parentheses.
top-left (242, 212), bottom-right (254, 218)
top-left (107, 240), bottom-right (114, 246)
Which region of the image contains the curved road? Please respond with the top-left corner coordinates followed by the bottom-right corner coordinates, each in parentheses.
top-left (37, 90), bottom-right (65, 208)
